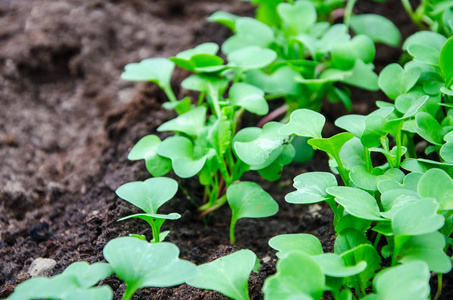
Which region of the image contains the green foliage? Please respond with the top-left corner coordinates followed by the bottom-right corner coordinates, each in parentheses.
top-left (187, 250), bottom-right (258, 300)
top-left (115, 177), bottom-right (180, 242)
top-left (227, 181), bottom-right (278, 244)
top-left (7, 262), bottom-right (113, 300)
top-left (103, 237), bottom-right (196, 300)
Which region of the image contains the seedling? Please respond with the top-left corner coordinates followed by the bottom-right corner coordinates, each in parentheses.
top-left (7, 262), bottom-right (113, 300)
top-left (115, 177), bottom-right (180, 243)
top-left (187, 249), bottom-right (259, 300)
top-left (103, 237), bottom-right (196, 300)
top-left (226, 181), bottom-right (278, 245)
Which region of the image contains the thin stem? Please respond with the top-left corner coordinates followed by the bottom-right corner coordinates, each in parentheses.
top-left (334, 153), bottom-right (350, 186)
top-left (257, 105), bottom-right (289, 128)
top-left (395, 129), bottom-right (403, 168)
top-left (198, 195), bottom-right (227, 219)
top-left (198, 91), bottom-right (206, 106)
top-left (123, 285), bottom-right (136, 300)
top-left (150, 221), bottom-right (160, 243)
top-left (364, 147), bottom-right (373, 172)
top-left (230, 214), bottom-right (238, 245)
top-left (373, 233), bottom-right (382, 249)
top-left (344, 0), bottom-right (358, 29)
top-left (434, 273), bottom-right (443, 300)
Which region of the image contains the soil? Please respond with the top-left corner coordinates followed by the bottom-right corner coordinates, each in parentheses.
top-left (0, 0), bottom-right (451, 299)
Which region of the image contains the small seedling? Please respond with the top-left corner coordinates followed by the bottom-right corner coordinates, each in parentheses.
top-left (103, 237), bottom-right (196, 300)
top-left (115, 177), bottom-right (180, 243)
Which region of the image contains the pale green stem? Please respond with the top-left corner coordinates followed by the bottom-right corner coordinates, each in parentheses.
top-left (434, 273), bottom-right (443, 300)
top-left (344, 0), bottom-right (358, 29)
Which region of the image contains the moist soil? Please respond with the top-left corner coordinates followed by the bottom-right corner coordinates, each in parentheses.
top-left (0, 0), bottom-right (451, 299)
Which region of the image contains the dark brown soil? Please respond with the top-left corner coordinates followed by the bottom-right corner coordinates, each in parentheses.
top-left (0, 0), bottom-right (451, 299)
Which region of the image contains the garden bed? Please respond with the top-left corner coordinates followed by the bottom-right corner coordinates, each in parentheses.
top-left (1, 0), bottom-right (452, 299)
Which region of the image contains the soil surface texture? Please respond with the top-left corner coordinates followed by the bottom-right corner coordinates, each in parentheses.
top-left (0, 0), bottom-right (451, 299)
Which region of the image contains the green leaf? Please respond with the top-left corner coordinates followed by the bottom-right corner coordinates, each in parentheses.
top-left (121, 58), bottom-right (174, 88)
top-left (440, 141), bottom-right (453, 162)
top-left (408, 44), bottom-right (440, 66)
top-left (62, 262), bottom-right (113, 289)
top-left (379, 189), bottom-right (420, 219)
top-left (115, 177), bottom-right (178, 214)
top-left (415, 112), bottom-right (443, 145)
top-left (340, 244), bottom-right (381, 291)
top-left (331, 35), bottom-right (375, 70)
top-left (392, 198), bottom-right (444, 236)
top-left (418, 168), bottom-right (453, 210)
top-left (187, 250), bottom-right (257, 300)
top-left (279, 109), bottom-right (325, 138)
top-left (327, 187), bottom-right (383, 221)
top-left (402, 31), bottom-right (447, 52)
top-left (157, 106), bottom-right (207, 137)
top-left (156, 136), bottom-right (207, 178)
top-left (262, 252), bottom-right (325, 300)
top-left (399, 231), bottom-right (452, 273)
top-left (308, 132), bottom-right (354, 158)
top-left (349, 167), bottom-right (405, 192)
top-left (335, 114), bottom-right (366, 138)
top-left (440, 36), bottom-right (453, 88)
top-left (350, 14), bottom-right (401, 47)
top-left (244, 66), bottom-right (301, 95)
top-left (229, 82), bottom-right (268, 115)
top-left (103, 237), bottom-right (196, 299)
top-left (63, 286), bottom-right (113, 300)
top-left (162, 97), bottom-right (192, 113)
top-left (227, 181), bottom-right (278, 220)
top-left (334, 229), bottom-right (371, 255)
top-left (227, 46), bottom-right (277, 70)
top-left (234, 122), bottom-right (289, 166)
top-left (285, 172), bottom-right (338, 204)
top-left (128, 135), bottom-right (172, 177)
top-left (268, 234), bottom-right (324, 255)
top-left (378, 63), bottom-right (421, 100)
top-left (208, 11), bottom-right (239, 31)
top-left (311, 253), bottom-right (367, 277)
top-left (365, 261), bottom-right (430, 300)
top-left (277, 1), bottom-right (316, 35)
top-left (339, 60), bottom-right (379, 91)
top-left (6, 276), bottom-right (81, 300)
top-left (170, 43), bottom-right (224, 73)
top-left (182, 74), bottom-right (228, 96)
top-left (222, 17), bottom-right (274, 54)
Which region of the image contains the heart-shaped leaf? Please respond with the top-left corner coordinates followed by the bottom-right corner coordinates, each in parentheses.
top-left (121, 58), bottom-right (174, 89)
top-left (268, 233), bottom-right (324, 255)
top-left (156, 136), bottom-right (207, 178)
top-left (392, 198), bottom-right (444, 236)
top-left (399, 231), bottom-right (452, 273)
top-left (227, 181), bottom-right (278, 220)
top-left (103, 237), bottom-right (196, 300)
top-left (418, 168), bottom-right (453, 210)
top-left (365, 261), bottom-right (430, 300)
top-left (128, 135), bottom-right (172, 177)
top-left (407, 44), bottom-right (440, 66)
top-left (335, 114), bottom-right (366, 138)
top-left (263, 251), bottom-right (325, 300)
top-left (234, 122), bottom-right (288, 166)
top-left (115, 177), bottom-right (178, 214)
top-left (227, 181), bottom-right (278, 243)
top-left (350, 14), bottom-right (401, 47)
top-left (227, 46), bottom-right (277, 71)
top-left (244, 66), bottom-right (301, 95)
top-left (279, 109), bottom-right (325, 138)
top-left (378, 63), bottom-right (421, 100)
top-left (277, 1), bottom-right (316, 35)
top-left (222, 17), bottom-right (274, 54)
top-left (157, 106), bottom-right (206, 137)
top-left (229, 82), bottom-right (268, 115)
top-left (331, 35), bottom-right (375, 70)
top-left (187, 249), bottom-right (257, 300)
top-left (62, 262), bottom-right (114, 289)
top-left (285, 172), bottom-right (338, 204)
top-left (414, 112), bottom-right (443, 145)
top-left (327, 187), bottom-right (383, 221)
top-left (308, 132), bottom-right (354, 159)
